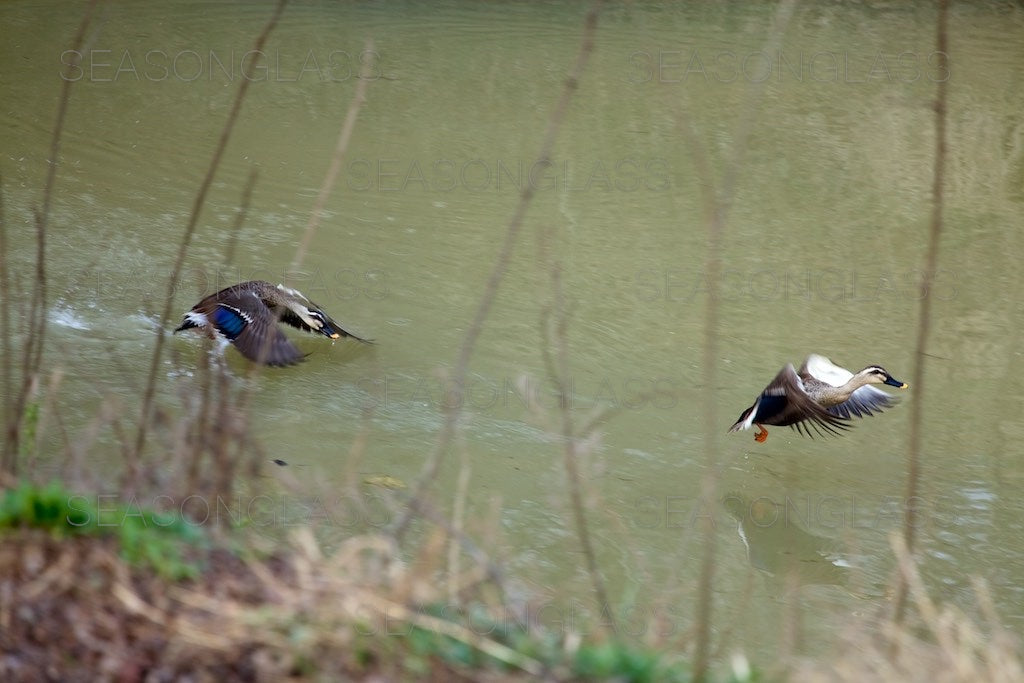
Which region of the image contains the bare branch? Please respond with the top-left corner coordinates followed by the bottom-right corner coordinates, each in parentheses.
top-left (393, 2), bottom-right (601, 540)
top-left (130, 0), bottom-right (288, 480)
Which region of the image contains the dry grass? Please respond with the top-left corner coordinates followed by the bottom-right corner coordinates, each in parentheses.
top-left (1, 521), bottom-right (1020, 682)
top-left (0, 526), bottom-right (549, 682)
top-left (791, 535), bottom-right (1022, 683)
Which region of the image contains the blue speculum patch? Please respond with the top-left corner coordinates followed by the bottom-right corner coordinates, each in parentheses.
top-left (212, 306), bottom-right (246, 339)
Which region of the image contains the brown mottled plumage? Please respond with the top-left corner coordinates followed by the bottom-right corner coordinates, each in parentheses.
top-left (729, 354), bottom-right (907, 442)
top-left (174, 281), bottom-right (370, 366)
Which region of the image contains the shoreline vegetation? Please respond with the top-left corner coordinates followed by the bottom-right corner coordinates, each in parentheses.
top-left (0, 480), bottom-right (1018, 682)
top-left (2, 1), bottom-right (1021, 680)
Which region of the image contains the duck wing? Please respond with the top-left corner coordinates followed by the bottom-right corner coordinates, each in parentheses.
top-left (730, 364), bottom-right (850, 438)
top-left (800, 354), bottom-right (901, 419)
top-left (262, 285), bottom-right (372, 343)
top-left (276, 305), bottom-right (371, 342)
top-left (799, 354), bottom-right (853, 387)
top-left (207, 290), bottom-right (304, 366)
top-left (827, 385), bottom-right (900, 419)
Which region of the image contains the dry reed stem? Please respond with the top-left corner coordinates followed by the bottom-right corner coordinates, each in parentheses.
top-left (0, 174), bottom-right (10, 472)
top-left (449, 441), bottom-right (472, 604)
top-left (895, 0), bottom-right (949, 625)
top-left (288, 39), bottom-right (374, 275)
top-left (62, 396), bottom-right (121, 488)
top-left (541, 256), bottom-right (616, 635)
top-left (888, 533), bottom-right (1022, 683)
top-left (2, 1), bottom-right (98, 472)
top-left (188, 172), bottom-right (256, 492)
top-left (26, 3), bottom-right (98, 370)
top-left (394, 4), bottom-right (601, 539)
top-left (28, 368), bottom-right (64, 470)
top-left (246, 36), bottom-right (373, 367)
top-left (405, 495), bottom-right (511, 598)
top-left (223, 167), bottom-right (258, 268)
top-left (686, 1), bottom-right (798, 678)
top-left (132, 0), bottom-right (287, 475)
top-left (230, 38), bottom-right (375, 511)
top-left (187, 355), bottom-right (211, 493)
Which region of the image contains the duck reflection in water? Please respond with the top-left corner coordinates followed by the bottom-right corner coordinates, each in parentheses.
top-left (722, 492), bottom-right (851, 590)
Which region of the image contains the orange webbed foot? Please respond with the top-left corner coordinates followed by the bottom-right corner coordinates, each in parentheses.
top-left (754, 425), bottom-right (768, 443)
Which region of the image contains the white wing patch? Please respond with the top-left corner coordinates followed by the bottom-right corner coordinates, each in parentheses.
top-left (276, 283), bottom-right (310, 303)
top-left (740, 398), bottom-right (760, 429)
top-left (290, 303), bottom-right (319, 329)
top-left (804, 354), bottom-right (853, 387)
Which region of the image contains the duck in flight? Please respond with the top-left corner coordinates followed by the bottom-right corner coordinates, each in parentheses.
top-left (728, 354), bottom-right (907, 442)
top-left (174, 280), bottom-right (370, 366)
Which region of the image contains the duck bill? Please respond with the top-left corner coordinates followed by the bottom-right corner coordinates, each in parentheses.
top-left (319, 323), bottom-right (341, 339)
top-left (885, 376), bottom-right (908, 389)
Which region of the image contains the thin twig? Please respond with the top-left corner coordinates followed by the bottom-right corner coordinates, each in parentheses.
top-left (545, 260), bottom-right (616, 635)
top-left (534, 211), bottom-right (618, 632)
top-left (393, 3), bottom-right (601, 539)
top-left (28, 0), bottom-right (100, 370)
top-left (130, 0), bottom-right (287, 481)
top-left (189, 169), bottom-right (258, 496)
top-left (894, 0), bottom-right (948, 626)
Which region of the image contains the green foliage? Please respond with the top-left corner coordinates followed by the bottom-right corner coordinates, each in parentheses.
top-left (384, 603), bottom-right (710, 682)
top-left (0, 480), bottom-right (206, 579)
top-left (18, 398), bottom-right (39, 459)
top-left (407, 625), bottom-right (481, 668)
top-left (0, 479), bottom-right (90, 529)
top-left (573, 641), bottom-right (690, 683)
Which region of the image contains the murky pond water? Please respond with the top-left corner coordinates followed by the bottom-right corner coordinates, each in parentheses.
top-left (3, 0), bottom-right (1023, 664)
